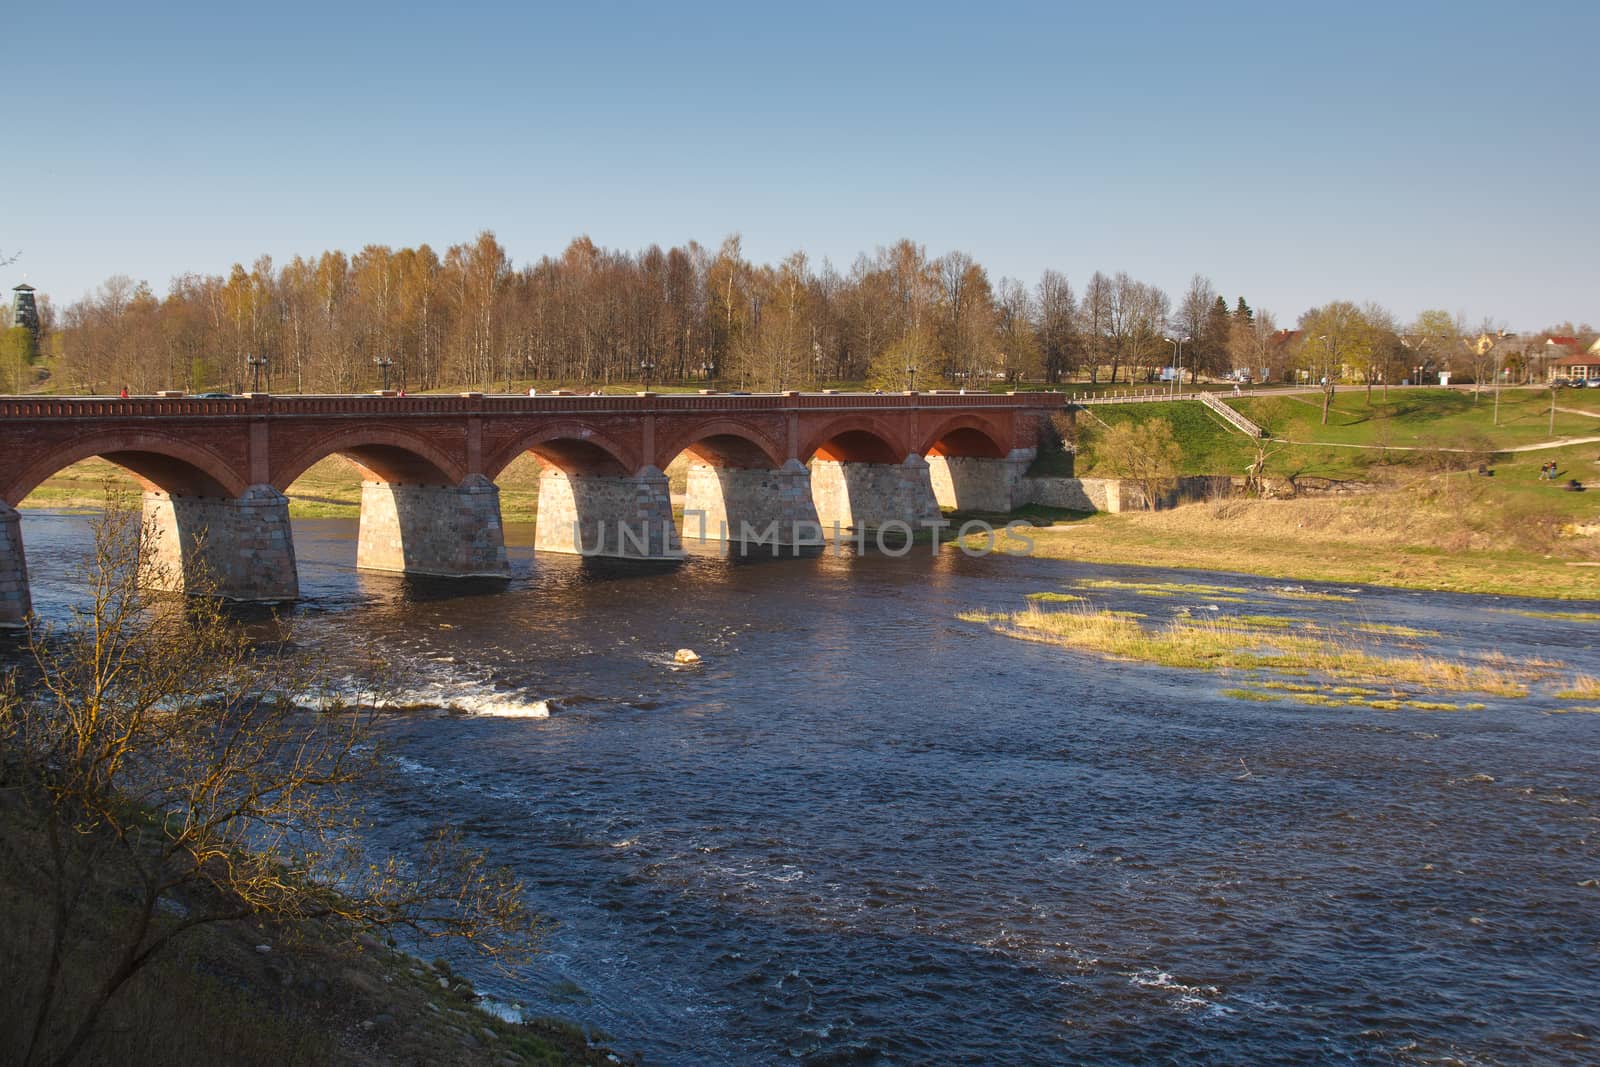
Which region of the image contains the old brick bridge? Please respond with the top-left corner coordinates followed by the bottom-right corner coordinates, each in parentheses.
top-left (0, 390), bottom-right (1065, 625)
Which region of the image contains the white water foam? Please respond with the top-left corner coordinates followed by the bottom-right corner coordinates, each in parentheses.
top-left (1129, 968), bottom-right (1228, 1014)
top-left (296, 665), bottom-right (555, 720)
top-left (451, 694), bottom-right (552, 718)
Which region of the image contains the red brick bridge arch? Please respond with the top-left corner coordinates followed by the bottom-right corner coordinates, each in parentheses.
top-left (0, 391), bottom-right (1062, 623)
top-left (3, 430), bottom-right (249, 505)
top-left (271, 426), bottom-right (468, 491)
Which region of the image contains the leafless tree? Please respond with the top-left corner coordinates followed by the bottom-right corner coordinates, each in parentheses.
top-left (0, 499), bottom-right (541, 1067)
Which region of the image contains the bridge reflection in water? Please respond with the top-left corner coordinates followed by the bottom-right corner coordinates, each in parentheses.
top-left (0, 391), bottom-right (1062, 625)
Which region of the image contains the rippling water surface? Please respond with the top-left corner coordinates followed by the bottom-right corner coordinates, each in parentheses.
top-left (15, 512), bottom-right (1600, 1064)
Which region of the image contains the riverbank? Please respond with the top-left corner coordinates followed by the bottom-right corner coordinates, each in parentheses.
top-left (973, 463), bottom-right (1600, 600)
top-left (0, 790), bottom-right (625, 1066)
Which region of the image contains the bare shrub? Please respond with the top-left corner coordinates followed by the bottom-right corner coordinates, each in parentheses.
top-left (0, 501), bottom-right (543, 1066)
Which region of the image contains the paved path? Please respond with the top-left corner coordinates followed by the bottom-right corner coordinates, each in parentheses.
top-left (1275, 436), bottom-right (1600, 454)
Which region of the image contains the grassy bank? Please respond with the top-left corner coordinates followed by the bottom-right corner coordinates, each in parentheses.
top-left (0, 788), bottom-right (622, 1066)
top-left (960, 601), bottom-right (1586, 712)
top-left (1072, 387), bottom-right (1600, 483)
top-left (980, 454), bottom-right (1600, 598)
top-left (1030, 388), bottom-right (1600, 598)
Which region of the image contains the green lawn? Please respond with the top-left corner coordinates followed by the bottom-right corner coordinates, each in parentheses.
top-left (1070, 388), bottom-right (1600, 483)
top-left (1238, 387), bottom-right (1596, 450)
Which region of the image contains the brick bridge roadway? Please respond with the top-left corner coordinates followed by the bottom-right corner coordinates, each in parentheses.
top-left (0, 391), bottom-right (1065, 624)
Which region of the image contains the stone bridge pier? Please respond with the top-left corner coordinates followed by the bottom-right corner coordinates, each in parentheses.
top-left (805, 430), bottom-right (940, 534)
top-left (810, 456), bottom-right (942, 533)
top-left (684, 459), bottom-right (820, 547)
top-left (356, 475), bottom-right (508, 577)
top-left (140, 485), bottom-right (299, 602)
top-left (530, 434), bottom-right (680, 559)
top-left (677, 430), bottom-right (822, 548)
top-left (534, 467), bottom-right (680, 559)
top-left (920, 424), bottom-right (1038, 514)
top-left (925, 449), bottom-right (1037, 513)
top-left (1, 504), bottom-right (30, 626)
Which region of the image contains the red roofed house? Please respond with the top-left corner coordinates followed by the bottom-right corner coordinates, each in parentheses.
top-left (1546, 336), bottom-right (1599, 382)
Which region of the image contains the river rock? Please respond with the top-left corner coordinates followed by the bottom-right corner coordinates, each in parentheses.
top-left (674, 648), bottom-right (701, 664)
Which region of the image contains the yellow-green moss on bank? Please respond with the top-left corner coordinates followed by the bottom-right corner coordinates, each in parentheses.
top-left (960, 605), bottom-right (1550, 697)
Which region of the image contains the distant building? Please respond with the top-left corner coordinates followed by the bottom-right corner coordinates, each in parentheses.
top-left (1547, 337), bottom-right (1597, 382)
top-left (10, 283), bottom-right (40, 339)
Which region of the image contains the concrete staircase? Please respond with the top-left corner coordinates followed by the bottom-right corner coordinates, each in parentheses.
top-left (1198, 391), bottom-right (1268, 437)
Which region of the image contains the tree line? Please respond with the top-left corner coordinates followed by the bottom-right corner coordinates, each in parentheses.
top-left (5, 232), bottom-right (1591, 395)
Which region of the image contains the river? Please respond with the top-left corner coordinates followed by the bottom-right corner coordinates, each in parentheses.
top-left (13, 511), bottom-right (1600, 1064)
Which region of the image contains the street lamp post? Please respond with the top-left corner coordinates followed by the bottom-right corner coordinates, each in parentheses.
top-left (247, 354), bottom-right (268, 394)
top-left (905, 363), bottom-right (917, 391)
top-left (1493, 348), bottom-right (1502, 426)
top-left (1162, 336), bottom-right (1189, 398)
top-left (374, 356), bottom-right (395, 392)
top-left (640, 360), bottom-right (656, 392)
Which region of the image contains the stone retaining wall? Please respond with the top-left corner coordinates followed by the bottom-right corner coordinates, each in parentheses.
top-left (1024, 475), bottom-right (1233, 513)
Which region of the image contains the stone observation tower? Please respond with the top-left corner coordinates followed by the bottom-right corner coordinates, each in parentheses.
top-left (10, 283), bottom-right (40, 339)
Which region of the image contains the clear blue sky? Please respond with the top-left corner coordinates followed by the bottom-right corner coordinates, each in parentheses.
top-left (5, 1), bottom-right (1596, 330)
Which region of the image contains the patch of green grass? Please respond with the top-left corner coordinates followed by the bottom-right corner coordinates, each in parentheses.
top-left (1256, 680), bottom-right (1320, 692)
top-left (1555, 675), bottom-right (1600, 701)
top-left (1499, 609), bottom-right (1600, 622)
top-left (962, 605), bottom-right (1545, 696)
top-left (1228, 615), bottom-right (1302, 629)
top-left (1077, 578), bottom-right (1253, 596)
top-left (1354, 622), bottom-right (1441, 638)
top-left (1551, 705), bottom-right (1600, 715)
top-left (1267, 587), bottom-right (1356, 603)
top-left (1221, 688), bottom-right (1282, 702)
top-left (1293, 693), bottom-right (1347, 707)
top-left (1024, 592), bottom-right (1086, 603)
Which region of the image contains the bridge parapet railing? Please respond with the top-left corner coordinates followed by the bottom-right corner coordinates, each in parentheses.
top-left (1067, 387), bottom-right (1267, 407)
top-left (0, 391), bottom-right (1068, 419)
top-left (0, 397), bottom-right (257, 418)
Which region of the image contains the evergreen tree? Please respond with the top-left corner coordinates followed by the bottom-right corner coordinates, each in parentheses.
top-left (1196, 296), bottom-right (1233, 380)
top-left (1234, 296), bottom-right (1253, 324)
